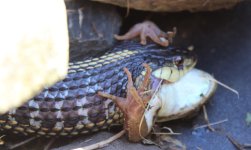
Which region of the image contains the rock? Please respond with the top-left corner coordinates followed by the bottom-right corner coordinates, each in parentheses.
top-left (92, 0), bottom-right (242, 12)
top-left (0, 0), bottom-right (69, 114)
top-left (65, 0), bottom-right (122, 61)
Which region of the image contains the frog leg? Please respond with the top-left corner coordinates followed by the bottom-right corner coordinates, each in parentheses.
top-left (114, 21), bottom-right (176, 47)
top-left (98, 63), bottom-right (152, 142)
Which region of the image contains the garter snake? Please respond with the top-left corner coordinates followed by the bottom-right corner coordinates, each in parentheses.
top-left (0, 40), bottom-right (196, 136)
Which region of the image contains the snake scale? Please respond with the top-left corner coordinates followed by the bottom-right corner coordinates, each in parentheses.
top-left (0, 40), bottom-right (196, 137)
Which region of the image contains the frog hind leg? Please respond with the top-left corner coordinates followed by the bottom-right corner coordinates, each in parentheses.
top-left (98, 63), bottom-right (152, 142)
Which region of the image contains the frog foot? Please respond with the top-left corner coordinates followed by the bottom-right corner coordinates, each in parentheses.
top-left (98, 63), bottom-right (152, 142)
top-left (114, 20), bottom-right (176, 47)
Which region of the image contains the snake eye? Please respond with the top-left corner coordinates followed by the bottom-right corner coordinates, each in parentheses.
top-left (174, 56), bottom-right (184, 66)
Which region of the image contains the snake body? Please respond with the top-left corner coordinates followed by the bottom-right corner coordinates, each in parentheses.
top-left (0, 41), bottom-right (196, 136)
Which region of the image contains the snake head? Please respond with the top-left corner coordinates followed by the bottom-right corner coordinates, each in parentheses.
top-left (151, 47), bottom-right (197, 83)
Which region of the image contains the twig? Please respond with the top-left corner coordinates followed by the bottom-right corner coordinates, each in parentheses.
top-left (152, 132), bottom-right (181, 135)
top-left (83, 139), bottom-right (92, 143)
top-left (202, 105), bottom-right (215, 131)
top-left (9, 137), bottom-right (37, 149)
top-left (196, 146), bottom-right (203, 150)
top-left (125, 0), bottom-right (130, 17)
top-left (243, 144), bottom-right (251, 148)
top-left (139, 79), bottom-right (163, 142)
top-left (206, 77), bottom-right (239, 98)
top-left (194, 119), bottom-right (228, 130)
top-left (226, 134), bottom-right (245, 150)
top-left (154, 127), bottom-right (182, 135)
top-left (44, 138), bottom-right (56, 150)
top-left (73, 130), bottom-right (125, 150)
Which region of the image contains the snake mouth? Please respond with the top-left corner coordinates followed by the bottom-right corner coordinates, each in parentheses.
top-left (151, 57), bottom-right (197, 83)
